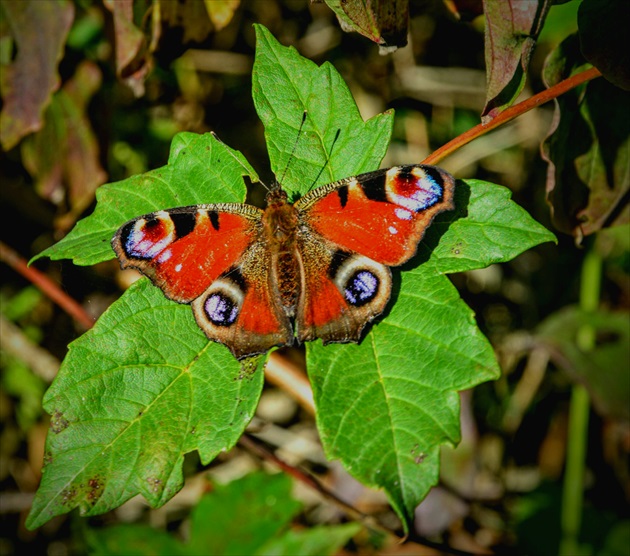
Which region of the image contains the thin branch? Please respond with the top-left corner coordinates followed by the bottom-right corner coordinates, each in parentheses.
top-left (423, 66), bottom-right (602, 166)
top-left (264, 351), bottom-right (315, 414)
top-left (0, 241), bottom-right (95, 330)
top-left (0, 316), bottom-right (60, 382)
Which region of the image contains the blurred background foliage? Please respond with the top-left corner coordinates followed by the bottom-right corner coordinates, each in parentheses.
top-left (0, 0), bottom-right (628, 555)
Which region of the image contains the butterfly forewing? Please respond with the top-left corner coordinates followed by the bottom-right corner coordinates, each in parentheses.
top-left (112, 205), bottom-right (263, 303)
top-left (296, 165), bottom-right (455, 267)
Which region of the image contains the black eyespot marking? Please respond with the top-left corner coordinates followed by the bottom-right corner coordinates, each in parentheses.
top-left (362, 173), bottom-right (387, 203)
top-left (344, 270), bottom-right (379, 307)
top-left (328, 250), bottom-right (350, 279)
top-left (143, 215), bottom-right (160, 228)
top-left (204, 292), bottom-right (239, 326)
top-left (208, 210), bottom-right (220, 231)
top-left (420, 166), bottom-right (445, 194)
top-left (120, 221), bottom-right (135, 246)
top-left (227, 267), bottom-right (248, 293)
top-left (337, 186), bottom-right (349, 208)
top-left (171, 211), bottom-right (196, 239)
top-left (397, 166), bottom-right (415, 182)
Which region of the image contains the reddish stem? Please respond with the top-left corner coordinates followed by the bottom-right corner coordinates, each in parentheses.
top-left (422, 66), bottom-right (602, 166)
top-left (0, 241), bottom-right (95, 330)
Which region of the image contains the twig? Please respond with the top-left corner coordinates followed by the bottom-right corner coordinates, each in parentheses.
top-left (0, 316), bottom-right (60, 382)
top-left (264, 351), bottom-right (315, 415)
top-left (422, 66), bottom-right (602, 166)
top-left (0, 241), bottom-right (94, 331)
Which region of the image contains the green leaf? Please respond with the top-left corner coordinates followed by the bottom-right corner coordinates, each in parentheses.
top-left (306, 180), bottom-right (555, 529)
top-left (31, 131), bottom-right (259, 265)
top-left (25, 279), bottom-right (264, 530)
top-left (85, 472), bottom-right (341, 556)
top-left (187, 472), bottom-right (301, 556)
top-left (536, 306), bottom-right (630, 421)
top-left (430, 180), bottom-right (558, 274)
top-left (256, 523), bottom-right (361, 556)
top-left (86, 524), bottom-right (185, 556)
top-left (252, 24), bottom-right (393, 197)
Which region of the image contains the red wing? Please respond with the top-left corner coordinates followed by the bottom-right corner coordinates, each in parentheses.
top-left (296, 233), bottom-right (392, 345)
top-left (191, 241), bottom-right (293, 359)
top-left (112, 204), bottom-right (262, 303)
top-left (296, 165), bottom-right (455, 266)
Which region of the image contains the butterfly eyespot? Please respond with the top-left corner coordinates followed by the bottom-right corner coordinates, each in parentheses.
top-left (386, 166), bottom-right (445, 212)
top-left (195, 275), bottom-right (246, 329)
top-left (204, 293), bottom-right (239, 326)
top-left (344, 270), bottom-right (379, 307)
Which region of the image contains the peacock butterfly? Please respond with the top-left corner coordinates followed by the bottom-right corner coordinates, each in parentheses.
top-left (112, 164), bottom-right (455, 360)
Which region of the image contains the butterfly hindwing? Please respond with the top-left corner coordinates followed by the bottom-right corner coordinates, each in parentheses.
top-left (296, 231), bottom-right (392, 345)
top-left (296, 165), bottom-right (455, 266)
top-left (191, 240), bottom-right (293, 359)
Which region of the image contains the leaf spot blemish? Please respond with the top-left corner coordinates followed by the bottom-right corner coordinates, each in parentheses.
top-left (50, 410), bottom-right (69, 434)
top-left (86, 476), bottom-right (105, 504)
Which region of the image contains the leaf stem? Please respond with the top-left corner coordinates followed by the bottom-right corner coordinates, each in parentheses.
top-left (559, 242), bottom-right (601, 554)
top-left (422, 66), bottom-right (602, 166)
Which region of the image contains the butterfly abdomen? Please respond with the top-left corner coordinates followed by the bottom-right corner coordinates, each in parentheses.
top-left (263, 193), bottom-right (302, 315)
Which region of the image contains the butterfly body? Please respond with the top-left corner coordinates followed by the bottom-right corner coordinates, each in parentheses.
top-left (112, 164), bottom-right (455, 359)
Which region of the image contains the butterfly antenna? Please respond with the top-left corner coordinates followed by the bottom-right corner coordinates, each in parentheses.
top-left (308, 128), bottom-right (341, 192)
top-left (278, 111), bottom-right (308, 186)
top-left (210, 131), bottom-right (270, 192)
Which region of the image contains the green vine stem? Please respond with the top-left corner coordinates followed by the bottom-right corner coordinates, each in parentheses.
top-left (559, 241), bottom-right (602, 554)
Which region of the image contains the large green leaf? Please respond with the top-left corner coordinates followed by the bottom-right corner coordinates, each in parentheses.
top-left (252, 24), bottom-right (393, 196)
top-left (85, 471), bottom-right (359, 556)
top-left (306, 180), bottom-right (555, 528)
top-left (26, 280), bottom-right (265, 529)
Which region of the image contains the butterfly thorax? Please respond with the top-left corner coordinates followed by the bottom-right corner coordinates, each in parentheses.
top-left (263, 187), bottom-right (301, 313)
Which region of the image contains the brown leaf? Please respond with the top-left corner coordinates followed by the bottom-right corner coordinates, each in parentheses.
top-left (578, 0), bottom-right (630, 91)
top-left (325, 0), bottom-right (409, 52)
top-left (103, 0), bottom-right (151, 97)
top-left (21, 61), bottom-right (107, 219)
top-left (0, 0), bottom-right (74, 150)
top-left (203, 0), bottom-right (240, 32)
top-left (541, 35), bottom-right (630, 238)
top-left (482, 0), bottom-right (552, 121)
top-left (159, 0), bottom-right (216, 44)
